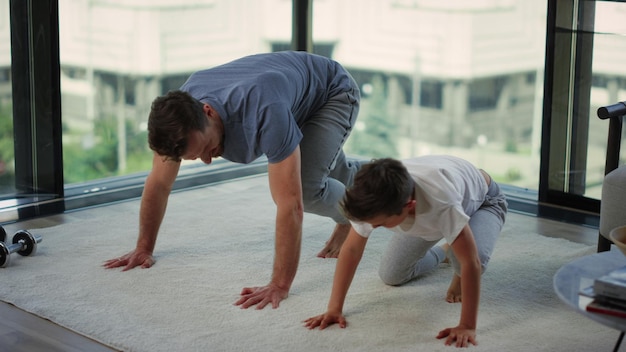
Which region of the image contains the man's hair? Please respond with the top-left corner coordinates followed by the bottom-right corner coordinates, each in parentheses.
top-left (342, 158), bottom-right (414, 221)
top-left (147, 90), bottom-right (208, 161)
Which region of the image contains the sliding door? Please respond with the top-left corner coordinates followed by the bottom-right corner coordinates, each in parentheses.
top-left (541, 0), bottom-right (626, 214)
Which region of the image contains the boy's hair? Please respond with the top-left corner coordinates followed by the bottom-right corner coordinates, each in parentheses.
top-left (342, 158), bottom-right (414, 221)
top-left (147, 90), bottom-right (208, 162)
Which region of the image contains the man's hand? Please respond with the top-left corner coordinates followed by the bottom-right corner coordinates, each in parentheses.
top-left (436, 325), bottom-right (477, 348)
top-left (234, 284), bottom-right (289, 309)
top-left (303, 311), bottom-right (347, 330)
top-left (103, 249), bottom-right (155, 271)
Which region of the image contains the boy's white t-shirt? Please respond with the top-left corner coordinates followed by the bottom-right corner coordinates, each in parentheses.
top-left (350, 155), bottom-right (488, 244)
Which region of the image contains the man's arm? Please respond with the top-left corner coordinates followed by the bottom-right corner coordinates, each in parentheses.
top-left (235, 146), bottom-right (303, 309)
top-left (268, 146), bottom-right (304, 291)
top-left (104, 153), bottom-right (180, 270)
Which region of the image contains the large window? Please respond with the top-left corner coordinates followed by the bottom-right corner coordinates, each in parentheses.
top-left (55, 0), bottom-right (552, 195)
top-left (315, 0), bottom-right (547, 193)
top-left (58, 0), bottom-right (283, 188)
top-left (54, 0), bottom-right (290, 209)
top-left (2, 0), bottom-right (622, 225)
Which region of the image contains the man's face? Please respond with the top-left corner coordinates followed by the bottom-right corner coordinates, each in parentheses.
top-left (180, 104), bottom-right (224, 164)
top-left (181, 127), bottom-right (223, 164)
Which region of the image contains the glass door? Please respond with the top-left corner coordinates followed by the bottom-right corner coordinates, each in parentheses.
top-left (542, 0), bottom-right (626, 215)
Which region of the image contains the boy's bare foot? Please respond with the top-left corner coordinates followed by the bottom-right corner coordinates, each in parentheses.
top-left (446, 274), bottom-right (462, 303)
top-left (317, 223), bottom-right (351, 258)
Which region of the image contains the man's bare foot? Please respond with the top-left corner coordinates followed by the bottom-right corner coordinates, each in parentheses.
top-left (446, 274), bottom-right (462, 303)
top-left (317, 223), bottom-right (351, 258)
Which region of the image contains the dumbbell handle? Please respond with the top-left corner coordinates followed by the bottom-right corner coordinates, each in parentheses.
top-left (8, 237), bottom-right (41, 253)
top-left (0, 232), bottom-right (42, 268)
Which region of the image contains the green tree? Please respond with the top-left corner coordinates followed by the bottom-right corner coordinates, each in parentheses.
top-left (63, 117), bottom-right (153, 184)
top-left (63, 117), bottom-right (118, 183)
top-left (0, 103), bottom-right (13, 162)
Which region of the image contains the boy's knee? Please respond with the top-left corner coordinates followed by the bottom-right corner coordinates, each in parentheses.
top-left (450, 255), bottom-right (489, 275)
top-left (378, 266), bottom-right (407, 286)
top-left (479, 254), bottom-right (490, 273)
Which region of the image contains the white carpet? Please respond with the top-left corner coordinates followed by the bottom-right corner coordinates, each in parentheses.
top-left (0, 175), bottom-right (621, 351)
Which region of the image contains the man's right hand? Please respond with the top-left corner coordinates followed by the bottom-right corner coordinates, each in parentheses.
top-left (103, 249), bottom-right (155, 271)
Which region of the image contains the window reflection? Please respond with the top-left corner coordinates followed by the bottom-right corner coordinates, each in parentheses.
top-left (58, 0), bottom-right (282, 184)
top-left (587, 1), bottom-right (626, 199)
top-left (0, 0), bottom-right (14, 198)
top-left (57, 0), bottom-right (549, 194)
top-left (54, 0), bottom-right (625, 204)
top-left (325, 0), bottom-right (547, 192)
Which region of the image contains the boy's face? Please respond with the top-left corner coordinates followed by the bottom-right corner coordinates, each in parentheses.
top-left (364, 200), bottom-right (415, 229)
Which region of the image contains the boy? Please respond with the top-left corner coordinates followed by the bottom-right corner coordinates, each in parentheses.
top-left (303, 156), bottom-right (507, 347)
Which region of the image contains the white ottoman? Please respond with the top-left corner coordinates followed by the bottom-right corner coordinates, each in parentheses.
top-left (600, 166), bottom-right (626, 248)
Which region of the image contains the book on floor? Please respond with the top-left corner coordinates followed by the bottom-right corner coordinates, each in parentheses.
top-left (593, 265), bottom-right (626, 301)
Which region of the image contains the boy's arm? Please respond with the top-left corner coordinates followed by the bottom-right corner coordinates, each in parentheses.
top-left (437, 224), bottom-right (482, 347)
top-left (304, 228), bottom-right (368, 329)
top-left (454, 225), bottom-right (481, 329)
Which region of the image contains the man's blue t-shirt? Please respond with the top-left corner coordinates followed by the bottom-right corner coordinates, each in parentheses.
top-left (180, 51), bottom-right (357, 164)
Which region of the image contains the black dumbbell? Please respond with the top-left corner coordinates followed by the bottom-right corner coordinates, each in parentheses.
top-left (0, 225), bottom-right (5, 243)
top-left (0, 230), bottom-right (43, 268)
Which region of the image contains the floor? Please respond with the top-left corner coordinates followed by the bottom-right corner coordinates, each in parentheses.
top-left (0, 197), bottom-right (602, 352)
top-left (0, 302), bottom-right (119, 352)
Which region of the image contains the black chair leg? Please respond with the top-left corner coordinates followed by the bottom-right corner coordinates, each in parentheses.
top-left (614, 331), bottom-right (624, 352)
top-left (599, 233), bottom-right (613, 252)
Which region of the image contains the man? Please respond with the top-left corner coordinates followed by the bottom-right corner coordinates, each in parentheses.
top-left (103, 51), bottom-right (362, 310)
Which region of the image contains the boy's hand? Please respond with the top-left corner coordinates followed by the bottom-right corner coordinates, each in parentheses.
top-left (436, 325), bottom-right (477, 348)
top-left (303, 312), bottom-right (347, 330)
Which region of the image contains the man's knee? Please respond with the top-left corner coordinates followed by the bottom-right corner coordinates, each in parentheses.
top-left (302, 186), bottom-right (322, 209)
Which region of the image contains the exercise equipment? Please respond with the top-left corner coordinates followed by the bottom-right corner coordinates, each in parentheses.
top-left (0, 225), bottom-right (5, 243)
top-left (0, 229), bottom-right (43, 268)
